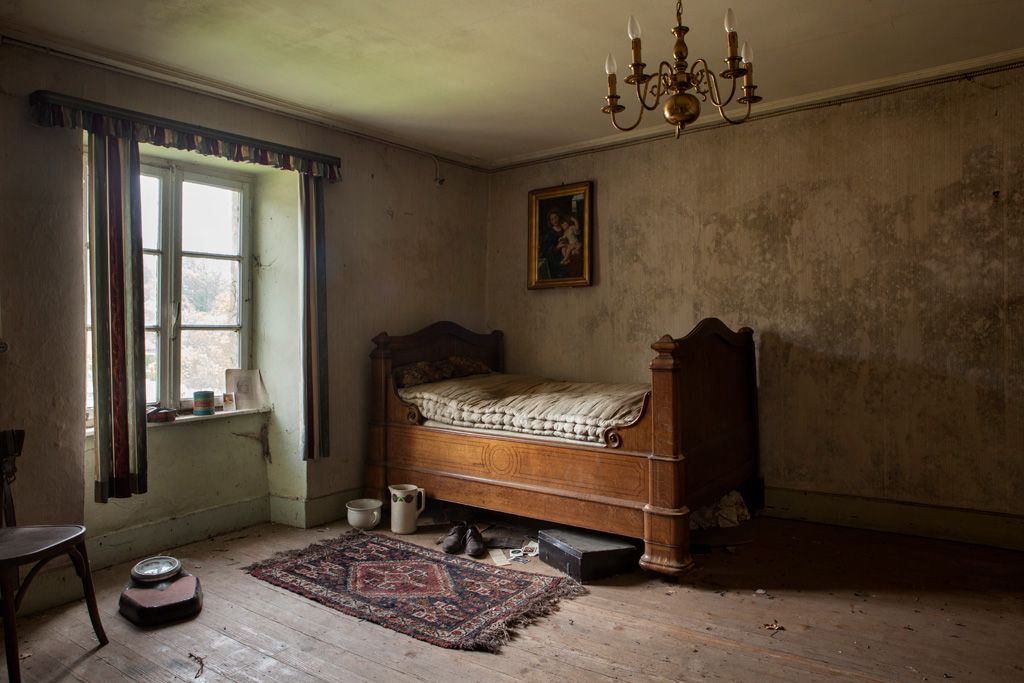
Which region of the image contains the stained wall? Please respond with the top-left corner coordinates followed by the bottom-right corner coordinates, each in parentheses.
top-left (485, 69), bottom-right (1024, 519)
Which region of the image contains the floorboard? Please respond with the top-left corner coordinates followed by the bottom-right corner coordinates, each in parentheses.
top-left (3, 517), bottom-right (1022, 682)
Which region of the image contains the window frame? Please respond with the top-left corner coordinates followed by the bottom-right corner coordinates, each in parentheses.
top-left (140, 158), bottom-right (254, 410)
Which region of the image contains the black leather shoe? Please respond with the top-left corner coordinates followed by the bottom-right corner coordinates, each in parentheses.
top-left (465, 525), bottom-right (486, 558)
top-left (441, 522), bottom-right (468, 554)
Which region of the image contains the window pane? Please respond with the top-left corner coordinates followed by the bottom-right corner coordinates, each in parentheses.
top-left (181, 257), bottom-right (239, 325)
top-left (180, 329), bottom-right (239, 398)
top-left (144, 253), bottom-right (160, 326)
top-left (146, 330), bottom-right (159, 404)
top-left (182, 181), bottom-right (240, 255)
top-left (141, 175), bottom-right (160, 249)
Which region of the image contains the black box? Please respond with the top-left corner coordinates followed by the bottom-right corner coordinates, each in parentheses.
top-left (538, 528), bottom-right (640, 583)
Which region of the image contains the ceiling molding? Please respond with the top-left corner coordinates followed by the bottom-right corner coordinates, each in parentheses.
top-left (486, 46), bottom-right (1024, 171)
top-left (3, 20), bottom-right (1023, 175)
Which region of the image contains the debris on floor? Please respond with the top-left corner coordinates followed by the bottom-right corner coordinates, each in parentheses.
top-left (690, 490), bottom-right (751, 530)
top-left (488, 540), bottom-right (539, 566)
top-left (761, 620), bottom-right (785, 632)
top-left (188, 652), bottom-right (205, 678)
top-left (488, 548), bottom-right (512, 566)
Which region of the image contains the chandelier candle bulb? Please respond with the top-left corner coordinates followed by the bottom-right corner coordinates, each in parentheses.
top-left (725, 8), bottom-right (739, 61)
top-left (605, 53), bottom-right (619, 98)
top-left (741, 42), bottom-right (754, 87)
top-left (627, 15), bottom-right (643, 69)
top-left (627, 15), bottom-right (642, 40)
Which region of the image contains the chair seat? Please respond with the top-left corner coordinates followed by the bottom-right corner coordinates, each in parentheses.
top-left (0, 525), bottom-right (86, 566)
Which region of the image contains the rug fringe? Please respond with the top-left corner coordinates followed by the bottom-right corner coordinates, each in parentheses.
top-left (468, 579), bottom-right (588, 653)
top-left (241, 531), bottom-right (362, 573)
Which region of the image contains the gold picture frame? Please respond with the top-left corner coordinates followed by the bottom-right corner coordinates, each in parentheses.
top-left (527, 181), bottom-right (593, 289)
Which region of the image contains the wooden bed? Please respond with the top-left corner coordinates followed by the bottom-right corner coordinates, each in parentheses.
top-left (363, 318), bottom-right (761, 576)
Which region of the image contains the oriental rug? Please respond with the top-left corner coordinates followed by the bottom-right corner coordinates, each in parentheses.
top-left (244, 532), bottom-right (586, 652)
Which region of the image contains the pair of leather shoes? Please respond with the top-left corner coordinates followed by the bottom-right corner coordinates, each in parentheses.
top-left (441, 522), bottom-right (486, 557)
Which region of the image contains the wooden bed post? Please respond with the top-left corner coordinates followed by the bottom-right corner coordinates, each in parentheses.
top-left (640, 335), bottom-right (695, 576)
top-left (363, 332), bottom-right (391, 499)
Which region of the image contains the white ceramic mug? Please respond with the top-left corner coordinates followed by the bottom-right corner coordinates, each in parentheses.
top-left (346, 498), bottom-right (383, 530)
top-left (388, 484), bottom-right (425, 534)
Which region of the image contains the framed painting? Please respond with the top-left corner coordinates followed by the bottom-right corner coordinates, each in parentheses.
top-left (527, 181), bottom-right (592, 289)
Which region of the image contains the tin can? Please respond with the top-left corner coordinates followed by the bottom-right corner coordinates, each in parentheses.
top-left (193, 390), bottom-right (215, 416)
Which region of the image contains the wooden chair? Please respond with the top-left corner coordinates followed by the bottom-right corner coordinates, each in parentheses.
top-left (0, 429), bottom-right (107, 683)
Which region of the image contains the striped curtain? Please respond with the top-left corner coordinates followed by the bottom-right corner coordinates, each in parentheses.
top-left (88, 133), bottom-right (148, 501)
top-left (301, 175), bottom-right (331, 460)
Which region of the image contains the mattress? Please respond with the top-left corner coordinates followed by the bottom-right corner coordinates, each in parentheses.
top-left (397, 373), bottom-right (650, 445)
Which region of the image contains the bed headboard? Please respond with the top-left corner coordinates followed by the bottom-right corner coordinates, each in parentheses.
top-left (370, 321), bottom-right (504, 373)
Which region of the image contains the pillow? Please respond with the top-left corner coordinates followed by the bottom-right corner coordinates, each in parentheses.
top-left (393, 360), bottom-right (451, 388)
top-left (393, 356), bottom-right (492, 388)
top-left (447, 355), bottom-right (492, 379)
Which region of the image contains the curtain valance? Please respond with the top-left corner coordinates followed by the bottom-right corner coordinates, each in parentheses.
top-left (30, 91), bottom-right (342, 181)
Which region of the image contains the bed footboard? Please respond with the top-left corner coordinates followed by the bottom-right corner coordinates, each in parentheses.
top-left (641, 319), bottom-right (760, 576)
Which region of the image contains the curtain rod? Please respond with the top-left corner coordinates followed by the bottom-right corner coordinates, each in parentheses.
top-left (30, 90), bottom-right (342, 168)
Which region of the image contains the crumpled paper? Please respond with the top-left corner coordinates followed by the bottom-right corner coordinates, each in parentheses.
top-left (689, 490), bottom-right (751, 530)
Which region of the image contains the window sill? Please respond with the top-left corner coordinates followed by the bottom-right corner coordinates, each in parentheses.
top-left (85, 406), bottom-right (270, 439)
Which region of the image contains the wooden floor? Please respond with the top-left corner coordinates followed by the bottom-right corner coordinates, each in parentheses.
top-left (3, 517), bottom-right (1023, 682)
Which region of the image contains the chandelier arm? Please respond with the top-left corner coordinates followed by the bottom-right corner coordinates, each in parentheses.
top-left (715, 71), bottom-right (739, 109)
top-left (716, 98), bottom-right (753, 125)
top-left (610, 106), bottom-right (646, 132)
top-left (691, 59), bottom-right (734, 109)
top-left (635, 76), bottom-right (659, 111)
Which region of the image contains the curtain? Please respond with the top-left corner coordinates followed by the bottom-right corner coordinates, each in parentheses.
top-left (31, 91), bottom-right (342, 181)
top-left (301, 175), bottom-right (331, 460)
top-left (88, 133), bottom-right (148, 501)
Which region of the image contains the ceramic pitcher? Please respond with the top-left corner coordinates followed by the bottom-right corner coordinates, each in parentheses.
top-left (388, 484), bottom-right (426, 534)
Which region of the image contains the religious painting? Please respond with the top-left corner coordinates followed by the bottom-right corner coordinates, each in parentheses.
top-left (527, 181), bottom-right (593, 289)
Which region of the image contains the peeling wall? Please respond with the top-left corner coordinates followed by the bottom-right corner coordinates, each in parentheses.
top-left (84, 414), bottom-right (269, 535)
top-left (485, 69), bottom-right (1024, 516)
top-left (252, 170), bottom-right (305, 508)
top-left (0, 89), bottom-right (85, 524)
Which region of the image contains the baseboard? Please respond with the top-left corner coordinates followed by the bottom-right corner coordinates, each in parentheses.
top-left (20, 495), bottom-right (270, 616)
top-left (764, 487), bottom-right (1024, 551)
top-left (269, 488), bottom-right (362, 528)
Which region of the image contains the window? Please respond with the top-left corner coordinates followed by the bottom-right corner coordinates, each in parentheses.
top-left (86, 159), bottom-right (252, 418)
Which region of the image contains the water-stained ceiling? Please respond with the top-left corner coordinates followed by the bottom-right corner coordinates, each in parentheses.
top-left (1, 0), bottom-right (1022, 168)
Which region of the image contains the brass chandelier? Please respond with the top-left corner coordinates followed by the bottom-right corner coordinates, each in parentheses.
top-left (602, 1), bottom-right (762, 136)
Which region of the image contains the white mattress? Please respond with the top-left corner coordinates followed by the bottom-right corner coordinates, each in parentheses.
top-left (397, 373), bottom-right (650, 445)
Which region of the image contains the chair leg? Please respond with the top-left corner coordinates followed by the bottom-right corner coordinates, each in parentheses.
top-left (1, 567), bottom-right (21, 683)
top-left (69, 543), bottom-right (108, 647)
